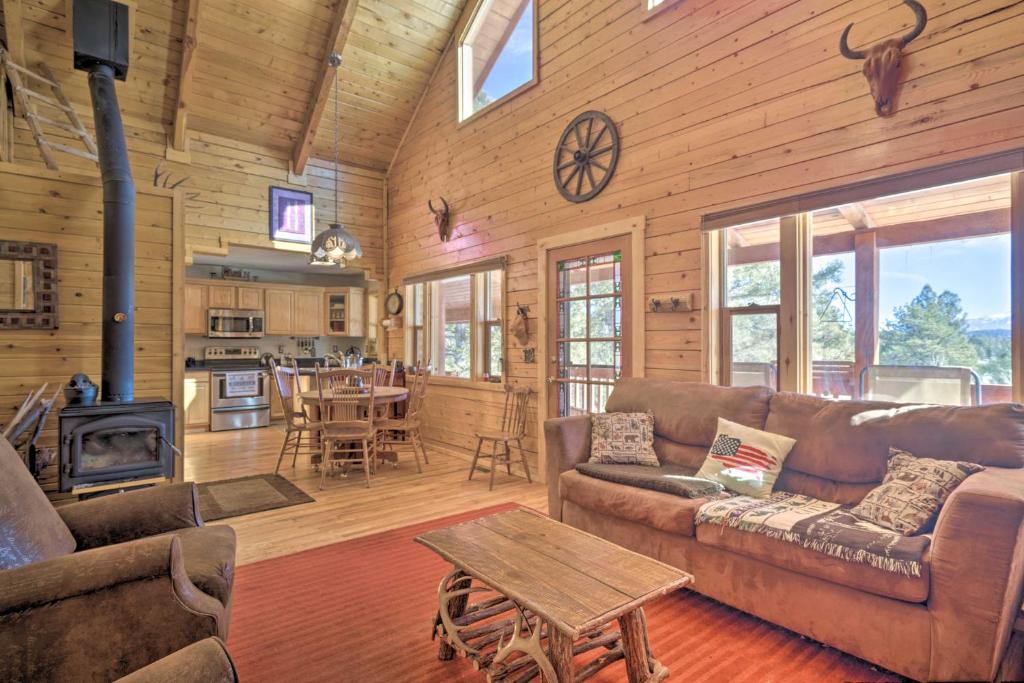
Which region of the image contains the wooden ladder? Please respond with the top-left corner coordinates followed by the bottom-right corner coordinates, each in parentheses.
top-left (0, 47), bottom-right (98, 170)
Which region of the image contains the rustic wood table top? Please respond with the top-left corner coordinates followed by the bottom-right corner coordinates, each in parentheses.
top-left (415, 508), bottom-right (693, 639)
top-left (298, 386), bottom-right (408, 405)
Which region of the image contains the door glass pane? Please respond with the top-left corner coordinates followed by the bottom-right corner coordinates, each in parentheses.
top-left (589, 342), bottom-right (616, 382)
top-left (725, 218), bottom-right (781, 307)
top-left (589, 253), bottom-right (621, 295)
top-left (589, 296), bottom-right (619, 338)
top-left (729, 313), bottom-right (777, 389)
top-left (560, 382), bottom-right (589, 416)
top-left (558, 257), bottom-right (588, 298)
top-left (591, 383), bottom-right (614, 414)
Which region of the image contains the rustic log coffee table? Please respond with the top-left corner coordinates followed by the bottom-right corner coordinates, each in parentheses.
top-left (415, 509), bottom-right (692, 682)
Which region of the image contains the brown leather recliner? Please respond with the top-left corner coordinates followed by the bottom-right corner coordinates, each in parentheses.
top-left (0, 434), bottom-right (236, 682)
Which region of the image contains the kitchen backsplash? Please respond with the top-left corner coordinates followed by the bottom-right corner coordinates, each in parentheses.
top-left (184, 335), bottom-right (365, 361)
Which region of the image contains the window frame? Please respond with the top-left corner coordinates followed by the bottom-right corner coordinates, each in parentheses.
top-left (457, 0), bottom-right (540, 125)
top-left (641, 0), bottom-right (680, 20)
top-left (702, 153), bottom-right (1024, 403)
top-left (403, 261), bottom-right (506, 384)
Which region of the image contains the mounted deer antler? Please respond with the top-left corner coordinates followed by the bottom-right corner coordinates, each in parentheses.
top-left (428, 197), bottom-right (452, 243)
top-left (839, 0), bottom-right (927, 117)
top-left (153, 162), bottom-right (201, 201)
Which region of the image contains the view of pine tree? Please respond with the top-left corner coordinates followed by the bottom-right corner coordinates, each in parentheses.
top-left (444, 322), bottom-right (471, 378)
top-left (811, 260), bottom-right (855, 361)
top-left (970, 331), bottom-right (1012, 384)
top-left (879, 285), bottom-right (979, 369)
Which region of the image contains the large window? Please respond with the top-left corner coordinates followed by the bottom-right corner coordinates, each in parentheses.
top-left (404, 262), bottom-right (505, 382)
top-left (458, 0), bottom-right (537, 122)
top-left (709, 170), bottom-right (1022, 406)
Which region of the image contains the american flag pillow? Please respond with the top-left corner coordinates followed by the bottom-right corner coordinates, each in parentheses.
top-left (696, 418), bottom-right (796, 498)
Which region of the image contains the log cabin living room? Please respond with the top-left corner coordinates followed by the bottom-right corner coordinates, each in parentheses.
top-left (1, 0), bottom-right (1023, 681)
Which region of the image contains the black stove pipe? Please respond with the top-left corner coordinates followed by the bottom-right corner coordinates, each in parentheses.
top-left (86, 64), bottom-right (135, 402)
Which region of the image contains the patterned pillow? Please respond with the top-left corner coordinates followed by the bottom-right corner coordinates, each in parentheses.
top-left (851, 448), bottom-right (984, 536)
top-left (589, 412), bottom-right (659, 467)
top-left (695, 418), bottom-right (796, 498)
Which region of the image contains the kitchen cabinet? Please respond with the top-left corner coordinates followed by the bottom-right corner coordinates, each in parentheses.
top-left (207, 284), bottom-right (236, 309)
top-left (184, 283), bottom-right (208, 335)
top-left (294, 289), bottom-right (324, 336)
top-left (237, 286), bottom-right (263, 310)
top-left (324, 287), bottom-right (365, 337)
top-left (265, 288), bottom-right (294, 335)
top-left (184, 371), bottom-right (210, 429)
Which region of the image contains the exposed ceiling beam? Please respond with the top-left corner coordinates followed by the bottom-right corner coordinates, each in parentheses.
top-left (1, 0), bottom-right (25, 67)
top-left (838, 203), bottom-right (878, 230)
top-left (171, 0), bottom-right (200, 152)
top-left (292, 0), bottom-right (359, 176)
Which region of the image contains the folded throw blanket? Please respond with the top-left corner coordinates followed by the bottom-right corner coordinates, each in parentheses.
top-left (575, 463), bottom-right (726, 498)
top-left (696, 492), bottom-right (930, 577)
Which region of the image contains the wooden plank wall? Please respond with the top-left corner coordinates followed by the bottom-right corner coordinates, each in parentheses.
top-left (1, 0), bottom-right (385, 279)
top-left (386, 0), bottom-right (1024, 476)
top-left (0, 162), bottom-right (182, 497)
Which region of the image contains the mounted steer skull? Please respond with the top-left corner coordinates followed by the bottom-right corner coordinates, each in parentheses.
top-left (429, 197), bottom-right (452, 243)
top-left (840, 0), bottom-right (927, 117)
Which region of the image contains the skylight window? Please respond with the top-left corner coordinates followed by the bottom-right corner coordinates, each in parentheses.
top-left (458, 0), bottom-right (537, 122)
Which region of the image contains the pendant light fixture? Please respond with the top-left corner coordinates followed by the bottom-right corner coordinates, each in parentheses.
top-left (310, 52), bottom-right (363, 268)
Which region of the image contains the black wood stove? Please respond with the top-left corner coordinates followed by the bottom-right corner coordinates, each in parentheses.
top-left (57, 0), bottom-right (176, 493)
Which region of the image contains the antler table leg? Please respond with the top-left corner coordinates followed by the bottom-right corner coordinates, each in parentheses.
top-left (435, 569), bottom-right (487, 660)
top-left (492, 607), bottom-right (559, 683)
top-left (619, 608), bottom-right (668, 683)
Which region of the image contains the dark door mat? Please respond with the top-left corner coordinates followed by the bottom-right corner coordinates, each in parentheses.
top-left (197, 474), bottom-right (315, 522)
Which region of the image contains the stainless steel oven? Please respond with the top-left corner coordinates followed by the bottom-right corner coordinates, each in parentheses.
top-left (210, 370), bottom-right (270, 431)
top-left (208, 309), bottom-right (265, 338)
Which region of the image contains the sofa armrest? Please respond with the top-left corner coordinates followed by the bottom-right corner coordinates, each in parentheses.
top-left (57, 482), bottom-right (202, 550)
top-left (0, 535), bottom-right (225, 682)
top-left (544, 415), bottom-right (591, 521)
top-left (927, 467), bottom-right (1024, 681)
top-left (119, 638), bottom-right (237, 683)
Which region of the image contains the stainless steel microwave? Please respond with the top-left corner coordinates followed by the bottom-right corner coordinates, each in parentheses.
top-left (208, 309), bottom-right (265, 338)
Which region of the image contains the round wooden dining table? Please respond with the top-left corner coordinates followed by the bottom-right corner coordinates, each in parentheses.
top-left (298, 385), bottom-right (408, 409)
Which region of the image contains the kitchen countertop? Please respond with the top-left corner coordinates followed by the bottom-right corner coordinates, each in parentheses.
top-left (185, 362), bottom-right (268, 372)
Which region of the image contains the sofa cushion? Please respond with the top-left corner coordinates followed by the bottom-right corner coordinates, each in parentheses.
top-left (605, 379), bottom-right (773, 467)
top-left (695, 522), bottom-right (930, 602)
top-left (559, 470), bottom-right (708, 536)
top-left (0, 435), bottom-right (76, 569)
top-left (766, 393), bottom-right (1024, 492)
top-left (589, 412), bottom-right (658, 466)
top-left (696, 418), bottom-right (795, 498)
top-left (163, 525), bottom-right (237, 606)
top-left (851, 448), bottom-right (984, 535)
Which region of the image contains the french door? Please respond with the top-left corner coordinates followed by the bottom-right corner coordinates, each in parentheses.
top-left (545, 234), bottom-right (633, 418)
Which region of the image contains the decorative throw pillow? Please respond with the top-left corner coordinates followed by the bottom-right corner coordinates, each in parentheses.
top-left (589, 412), bottom-right (659, 467)
top-left (695, 418), bottom-right (796, 498)
top-left (851, 448), bottom-right (985, 536)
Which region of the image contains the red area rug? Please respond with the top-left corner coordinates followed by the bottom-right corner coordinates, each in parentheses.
top-left (228, 504), bottom-right (900, 682)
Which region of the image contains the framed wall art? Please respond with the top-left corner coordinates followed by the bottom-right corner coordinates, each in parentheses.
top-left (269, 186), bottom-right (314, 243)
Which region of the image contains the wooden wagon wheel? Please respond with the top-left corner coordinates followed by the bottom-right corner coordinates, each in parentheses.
top-left (553, 111), bottom-right (619, 203)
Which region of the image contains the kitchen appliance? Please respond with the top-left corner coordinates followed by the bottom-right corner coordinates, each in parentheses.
top-left (208, 308), bottom-right (265, 338)
top-left (205, 346), bottom-right (271, 431)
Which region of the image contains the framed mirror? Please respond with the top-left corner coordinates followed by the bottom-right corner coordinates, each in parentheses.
top-left (0, 241), bottom-right (58, 330)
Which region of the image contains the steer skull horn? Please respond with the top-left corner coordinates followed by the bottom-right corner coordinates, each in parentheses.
top-left (428, 197), bottom-right (452, 243)
top-left (839, 0), bottom-right (927, 117)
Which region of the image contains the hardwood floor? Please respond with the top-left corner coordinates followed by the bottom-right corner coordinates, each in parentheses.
top-left (184, 425), bottom-right (549, 565)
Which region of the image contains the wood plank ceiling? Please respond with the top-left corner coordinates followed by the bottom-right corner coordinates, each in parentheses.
top-left (187, 0), bottom-right (466, 172)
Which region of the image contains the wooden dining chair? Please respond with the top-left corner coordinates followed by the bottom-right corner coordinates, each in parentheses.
top-left (315, 366), bottom-right (376, 490)
top-left (468, 385), bottom-right (533, 490)
top-left (370, 360), bottom-right (398, 387)
top-left (376, 367), bottom-right (430, 473)
top-left (270, 359), bottom-right (321, 474)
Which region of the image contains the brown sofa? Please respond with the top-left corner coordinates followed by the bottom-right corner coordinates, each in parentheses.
top-left (120, 638), bottom-right (238, 683)
top-left (546, 379), bottom-right (1024, 682)
top-left (0, 435), bottom-right (236, 682)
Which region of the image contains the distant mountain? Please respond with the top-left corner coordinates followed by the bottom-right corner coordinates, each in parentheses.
top-left (966, 315), bottom-right (1012, 332)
